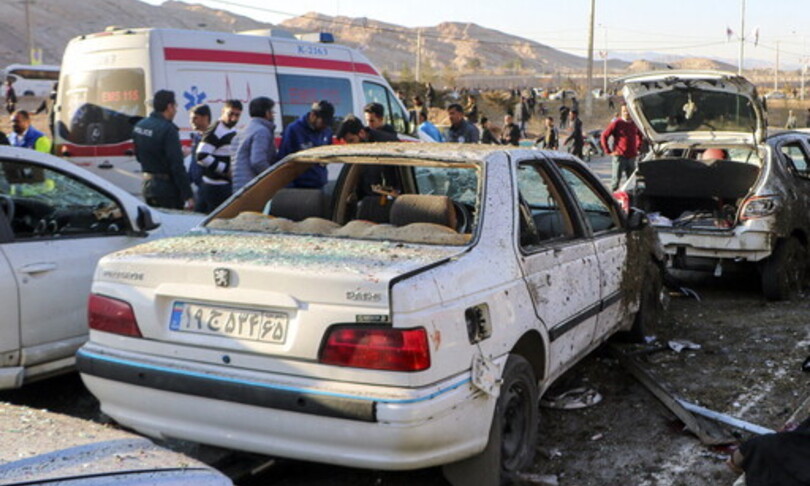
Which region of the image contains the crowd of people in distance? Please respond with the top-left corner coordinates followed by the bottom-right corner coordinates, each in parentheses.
top-left (0, 79), bottom-right (644, 213)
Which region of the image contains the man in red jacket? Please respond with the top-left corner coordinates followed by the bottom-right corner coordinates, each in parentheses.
top-left (601, 104), bottom-right (644, 191)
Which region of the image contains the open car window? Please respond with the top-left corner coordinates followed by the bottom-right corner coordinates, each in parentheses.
top-left (516, 161), bottom-right (575, 248)
top-left (0, 160), bottom-right (129, 239)
top-left (555, 161), bottom-right (621, 234)
top-left (206, 158), bottom-right (481, 246)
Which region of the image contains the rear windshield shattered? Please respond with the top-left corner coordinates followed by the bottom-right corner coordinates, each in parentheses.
top-left (637, 88), bottom-right (758, 135)
top-left (206, 160), bottom-right (481, 246)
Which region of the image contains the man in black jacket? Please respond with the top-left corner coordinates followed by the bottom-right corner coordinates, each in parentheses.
top-left (500, 113), bottom-right (520, 146)
top-left (133, 90), bottom-right (194, 210)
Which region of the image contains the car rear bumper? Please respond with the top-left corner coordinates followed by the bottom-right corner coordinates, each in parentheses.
top-left (77, 344), bottom-right (495, 470)
top-left (658, 229), bottom-right (773, 262)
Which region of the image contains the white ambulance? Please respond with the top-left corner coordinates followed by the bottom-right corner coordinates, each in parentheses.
top-left (54, 28), bottom-right (412, 196)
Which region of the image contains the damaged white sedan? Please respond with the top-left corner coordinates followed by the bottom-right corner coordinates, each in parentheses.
top-left (617, 71), bottom-right (810, 299)
top-left (77, 144), bottom-right (662, 482)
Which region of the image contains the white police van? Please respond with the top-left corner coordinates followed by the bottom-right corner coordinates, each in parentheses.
top-left (54, 28), bottom-right (411, 196)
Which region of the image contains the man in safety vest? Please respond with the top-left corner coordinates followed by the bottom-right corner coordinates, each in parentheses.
top-left (9, 110), bottom-right (52, 153)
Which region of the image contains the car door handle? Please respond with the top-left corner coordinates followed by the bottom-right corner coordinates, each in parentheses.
top-left (18, 262), bottom-right (57, 274)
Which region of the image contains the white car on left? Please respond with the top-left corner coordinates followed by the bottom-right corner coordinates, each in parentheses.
top-left (0, 146), bottom-right (202, 389)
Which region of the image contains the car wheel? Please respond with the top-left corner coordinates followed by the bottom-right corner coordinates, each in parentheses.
top-left (498, 354), bottom-right (538, 479)
top-left (624, 261), bottom-right (663, 342)
top-left (761, 236), bottom-right (806, 301)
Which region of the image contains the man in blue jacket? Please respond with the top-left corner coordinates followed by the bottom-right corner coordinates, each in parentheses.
top-left (277, 100), bottom-right (334, 188)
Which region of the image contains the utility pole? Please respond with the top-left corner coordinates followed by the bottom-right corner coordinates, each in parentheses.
top-left (738, 0), bottom-right (745, 75)
top-left (23, 0), bottom-right (34, 64)
top-left (774, 40), bottom-right (779, 92)
top-left (602, 26), bottom-right (608, 95)
top-left (415, 28), bottom-right (422, 83)
top-left (585, 0), bottom-right (595, 118)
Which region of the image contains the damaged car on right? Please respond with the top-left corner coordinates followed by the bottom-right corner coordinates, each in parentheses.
top-left (615, 70), bottom-right (810, 300)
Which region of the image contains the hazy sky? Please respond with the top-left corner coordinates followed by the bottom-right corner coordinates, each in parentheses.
top-left (141, 0), bottom-right (810, 67)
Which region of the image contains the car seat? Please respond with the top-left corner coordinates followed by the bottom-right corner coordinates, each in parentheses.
top-left (390, 194), bottom-right (457, 230)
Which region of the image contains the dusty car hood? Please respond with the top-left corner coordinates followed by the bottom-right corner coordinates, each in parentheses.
top-left (620, 71), bottom-right (766, 146)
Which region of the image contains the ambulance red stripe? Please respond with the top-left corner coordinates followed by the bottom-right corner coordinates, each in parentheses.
top-left (163, 48), bottom-right (378, 75)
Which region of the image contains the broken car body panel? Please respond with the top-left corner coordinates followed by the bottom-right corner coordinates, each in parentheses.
top-left (619, 72), bottom-right (810, 297)
top-left (78, 144), bottom-right (655, 470)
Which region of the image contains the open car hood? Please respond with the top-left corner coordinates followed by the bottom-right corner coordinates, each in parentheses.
top-left (619, 71), bottom-right (766, 146)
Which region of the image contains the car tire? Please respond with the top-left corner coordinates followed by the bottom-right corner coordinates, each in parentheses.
top-left (498, 354), bottom-right (538, 481)
top-left (624, 261), bottom-right (663, 342)
top-left (761, 236), bottom-right (806, 301)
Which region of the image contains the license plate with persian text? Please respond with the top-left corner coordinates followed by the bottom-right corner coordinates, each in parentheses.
top-left (169, 301), bottom-right (288, 344)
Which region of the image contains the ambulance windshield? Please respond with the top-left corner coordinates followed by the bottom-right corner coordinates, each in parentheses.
top-left (56, 68), bottom-right (146, 146)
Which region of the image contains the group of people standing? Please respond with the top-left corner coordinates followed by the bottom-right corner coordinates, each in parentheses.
top-left (133, 89), bottom-right (335, 212)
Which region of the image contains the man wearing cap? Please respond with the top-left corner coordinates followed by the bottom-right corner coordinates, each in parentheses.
top-left (132, 89), bottom-right (194, 210)
top-left (277, 100), bottom-right (335, 188)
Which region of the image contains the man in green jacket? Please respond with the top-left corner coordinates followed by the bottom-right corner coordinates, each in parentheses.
top-left (133, 90), bottom-right (194, 210)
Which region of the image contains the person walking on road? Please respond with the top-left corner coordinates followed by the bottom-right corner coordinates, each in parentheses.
top-left (232, 96), bottom-right (277, 193)
top-left (132, 90), bottom-right (194, 210)
top-left (565, 109), bottom-right (584, 158)
top-left (601, 103), bottom-right (644, 191)
top-left (4, 78), bottom-right (17, 114)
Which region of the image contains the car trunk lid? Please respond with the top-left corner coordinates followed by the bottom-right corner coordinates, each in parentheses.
top-left (95, 233), bottom-right (462, 362)
top-left (621, 71), bottom-right (766, 147)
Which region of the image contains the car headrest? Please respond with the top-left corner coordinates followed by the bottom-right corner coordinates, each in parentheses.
top-left (356, 195), bottom-right (393, 223)
top-left (390, 194), bottom-right (457, 230)
top-left (268, 188), bottom-right (325, 221)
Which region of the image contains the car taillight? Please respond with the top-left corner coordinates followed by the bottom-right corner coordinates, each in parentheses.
top-left (88, 294), bottom-right (142, 337)
top-left (741, 195), bottom-right (781, 220)
top-left (613, 190), bottom-right (630, 214)
top-left (319, 326), bottom-right (430, 372)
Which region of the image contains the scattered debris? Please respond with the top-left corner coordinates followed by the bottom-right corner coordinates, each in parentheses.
top-left (802, 356), bottom-right (810, 373)
top-left (536, 447), bottom-right (562, 460)
top-left (540, 387), bottom-right (602, 410)
top-left (667, 339), bottom-right (702, 353)
top-left (608, 343), bottom-right (736, 445)
top-left (514, 472), bottom-right (559, 485)
top-left (675, 399), bottom-right (775, 435)
top-left (590, 433), bottom-right (604, 441)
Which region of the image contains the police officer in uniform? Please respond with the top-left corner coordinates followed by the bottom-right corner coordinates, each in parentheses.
top-left (133, 90), bottom-right (194, 210)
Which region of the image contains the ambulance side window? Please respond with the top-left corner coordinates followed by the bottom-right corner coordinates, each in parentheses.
top-left (362, 81), bottom-right (409, 135)
top-left (277, 74), bottom-right (353, 132)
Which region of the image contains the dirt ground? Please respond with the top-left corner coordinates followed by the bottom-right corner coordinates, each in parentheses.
top-left (525, 269), bottom-right (810, 486)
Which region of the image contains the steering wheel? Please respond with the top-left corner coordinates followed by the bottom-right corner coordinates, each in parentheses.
top-left (0, 195), bottom-right (15, 223)
top-left (452, 201), bottom-right (473, 233)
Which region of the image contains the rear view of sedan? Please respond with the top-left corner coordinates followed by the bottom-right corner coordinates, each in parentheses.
top-left (78, 144), bottom-right (662, 482)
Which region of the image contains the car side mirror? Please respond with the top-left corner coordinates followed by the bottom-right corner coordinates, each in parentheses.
top-left (136, 205), bottom-right (160, 232)
top-left (627, 207), bottom-right (648, 231)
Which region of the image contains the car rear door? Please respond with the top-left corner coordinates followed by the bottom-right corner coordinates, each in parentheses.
top-left (553, 158), bottom-right (629, 340)
top-left (0, 209), bottom-right (20, 371)
top-left (0, 158), bottom-right (141, 366)
top-left (513, 155), bottom-right (601, 372)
